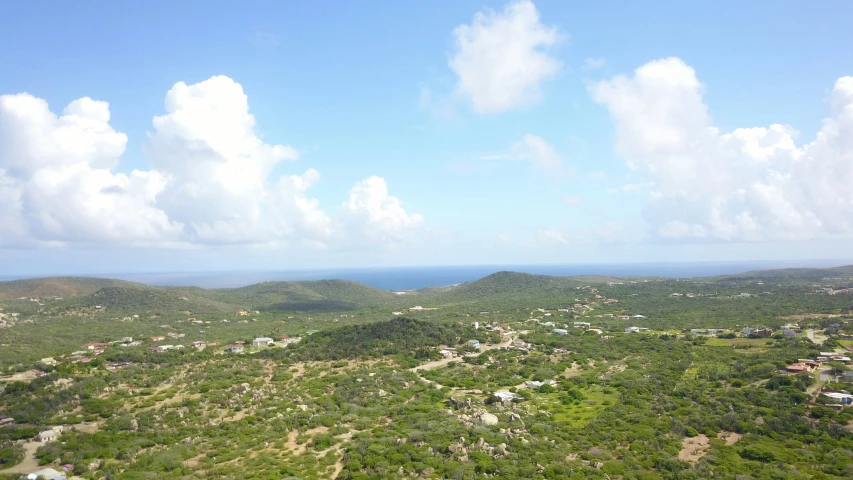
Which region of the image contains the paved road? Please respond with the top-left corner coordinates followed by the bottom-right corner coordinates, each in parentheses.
top-left (806, 329), bottom-right (826, 345)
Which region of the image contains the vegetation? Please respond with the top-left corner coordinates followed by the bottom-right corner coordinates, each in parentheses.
top-left (2, 267), bottom-right (853, 478)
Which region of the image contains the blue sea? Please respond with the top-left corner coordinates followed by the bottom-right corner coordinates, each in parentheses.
top-left (84, 260), bottom-right (844, 290)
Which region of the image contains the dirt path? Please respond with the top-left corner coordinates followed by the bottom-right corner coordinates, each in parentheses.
top-left (0, 441), bottom-right (41, 474)
top-left (0, 421), bottom-right (102, 475)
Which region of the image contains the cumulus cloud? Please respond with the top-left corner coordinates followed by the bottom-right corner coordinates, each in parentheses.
top-left (342, 176), bottom-right (424, 246)
top-left (449, 0), bottom-right (562, 114)
top-left (0, 76), bottom-right (421, 248)
top-left (0, 93), bottom-right (181, 246)
top-left (591, 57), bottom-right (853, 241)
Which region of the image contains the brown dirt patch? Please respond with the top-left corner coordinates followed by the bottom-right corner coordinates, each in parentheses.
top-left (717, 431), bottom-right (741, 445)
top-left (678, 434), bottom-right (710, 464)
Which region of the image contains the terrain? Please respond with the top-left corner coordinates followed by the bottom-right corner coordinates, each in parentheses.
top-left (1, 265), bottom-right (853, 479)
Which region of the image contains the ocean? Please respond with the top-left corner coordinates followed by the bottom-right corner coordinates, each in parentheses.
top-left (87, 260), bottom-right (841, 290)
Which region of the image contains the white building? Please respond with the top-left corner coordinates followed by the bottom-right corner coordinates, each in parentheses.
top-left (252, 337), bottom-right (274, 347)
top-left (27, 468), bottom-right (66, 480)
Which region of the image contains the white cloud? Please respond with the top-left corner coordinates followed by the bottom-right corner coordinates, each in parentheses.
top-left (248, 27), bottom-right (281, 47)
top-left (0, 76), bottom-right (421, 248)
top-left (449, 0), bottom-right (562, 114)
top-left (583, 57), bottom-right (606, 71)
top-left (591, 57), bottom-right (853, 241)
top-left (536, 228), bottom-right (569, 245)
top-left (0, 93), bottom-right (181, 246)
top-left (562, 195), bottom-right (582, 205)
top-left (498, 233), bottom-right (512, 243)
top-left (511, 134), bottom-right (563, 170)
top-left (606, 182), bottom-right (655, 194)
top-left (342, 176), bottom-right (424, 246)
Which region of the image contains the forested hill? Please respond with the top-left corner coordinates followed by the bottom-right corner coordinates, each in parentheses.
top-left (0, 277), bottom-right (139, 300)
top-left (723, 265), bottom-right (853, 281)
top-left (209, 279), bottom-right (398, 312)
top-left (416, 271), bottom-right (584, 308)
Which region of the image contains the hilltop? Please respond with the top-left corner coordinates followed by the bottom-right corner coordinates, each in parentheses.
top-left (0, 277), bottom-right (139, 300)
top-left (727, 265), bottom-right (853, 281)
top-left (210, 279), bottom-right (399, 312)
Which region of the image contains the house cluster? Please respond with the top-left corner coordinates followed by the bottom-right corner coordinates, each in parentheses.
top-left (786, 359), bottom-right (821, 373)
top-left (818, 352), bottom-right (852, 363)
top-left (687, 328), bottom-right (726, 336)
top-left (741, 327), bottom-right (773, 337)
top-left (786, 353), bottom-right (851, 374)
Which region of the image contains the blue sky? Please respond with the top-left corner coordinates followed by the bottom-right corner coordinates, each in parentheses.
top-left (2, 0), bottom-right (853, 276)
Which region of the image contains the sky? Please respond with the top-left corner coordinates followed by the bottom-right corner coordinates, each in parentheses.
top-left (1, 0), bottom-right (853, 276)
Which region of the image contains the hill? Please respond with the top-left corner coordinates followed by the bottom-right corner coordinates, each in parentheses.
top-left (210, 279), bottom-right (399, 312)
top-left (726, 265), bottom-right (853, 281)
top-left (418, 271), bottom-right (583, 308)
top-left (79, 285), bottom-right (237, 314)
top-left (0, 277), bottom-right (138, 300)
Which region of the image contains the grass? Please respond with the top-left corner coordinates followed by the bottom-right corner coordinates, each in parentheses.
top-left (538, 386), bottom-right (616, 427)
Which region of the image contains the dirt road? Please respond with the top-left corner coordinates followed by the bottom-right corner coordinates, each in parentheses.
top-left (0, 441), bottom-right (41, 475)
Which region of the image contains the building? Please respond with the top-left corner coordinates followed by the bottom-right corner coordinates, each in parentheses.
top-left (252, 337), bottom-right (274, 347)
top-left (468, 340), bottom-right (481, 349)
top-left (786, 363), bottom-right (815, 373)
top-left (552, 328), bottom-right (568, 335)
top-left (573, 322), bottom-right (590, 327)
top-left (491, 391), bottom-right (519, 403)
top-left (0, 415), bottom-right (14, 426)
top-left (525, 380), bottom-right (558, 389)
top-left (821, 391), bottom-right (853, 404)
top-left (226, 344), bottom-right (244, 353)
top-left (37, 429), bottom-right (58, 442)
top-left (27, 468), bottom-right (66, 480)
top-left (625, 326), bottom-right (649, 333)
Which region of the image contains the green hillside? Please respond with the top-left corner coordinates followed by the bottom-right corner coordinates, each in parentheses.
top-left (210, 279), bottom-right (399, 312)
top-left (0, 277), bottom-right (138, 300)
top-left (727, 265), bottom-right (853, 281)
top-left (419, 271), bottom-right (583, 308)
top-left (78, 286), bottom-right (236, 314)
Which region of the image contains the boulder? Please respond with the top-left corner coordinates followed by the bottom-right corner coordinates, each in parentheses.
top-left (476, 413), bottom-right (499, 426)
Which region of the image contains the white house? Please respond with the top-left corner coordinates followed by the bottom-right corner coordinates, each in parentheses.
top-left (252, 337), bottom-right (274, 347)
top-left (552, 328), bottom-right (568, 335)
top-left (625, 326), bottom-right (649, 333)
top-left (492, 391), bottom-right (518, 403)
top-left (27, 468), bottom-right (66, 480)
top-left (37, 429), bottom-right (57, 442)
